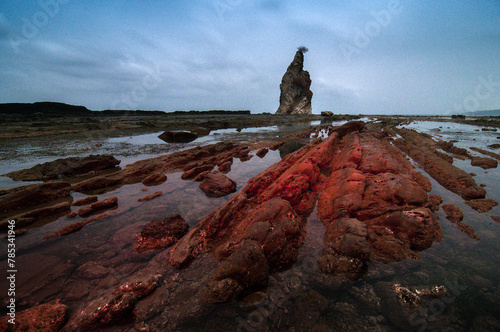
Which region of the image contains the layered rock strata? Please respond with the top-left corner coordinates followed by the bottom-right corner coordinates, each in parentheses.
top-left (168, 121), bottom-right (444, 302)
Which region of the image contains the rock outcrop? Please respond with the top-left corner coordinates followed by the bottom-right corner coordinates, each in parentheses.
top-left (275, 47), bottom-right (313, 115)
top-left (167, 121), bottom-right (443, 303)
top-left (5, 155), bottom-right (120, 181)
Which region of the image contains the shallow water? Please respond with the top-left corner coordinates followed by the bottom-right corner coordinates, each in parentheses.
top-left (0, 120), bottom-right (499, 331)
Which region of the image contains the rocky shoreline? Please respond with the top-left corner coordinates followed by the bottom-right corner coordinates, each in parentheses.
top-left (1, 117), bottom-right (500, 331)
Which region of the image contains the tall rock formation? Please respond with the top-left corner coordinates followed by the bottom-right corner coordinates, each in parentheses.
top-left (276, 47), bottom-right (313, 115)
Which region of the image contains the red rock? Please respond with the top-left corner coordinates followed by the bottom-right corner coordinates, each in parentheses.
top-left (20, 202), bottom-right (71, 222)
top-left (76, 206), bottom-right (94, 217)
top-left (5, 155), bottom-right (120, 181)
top-left (91, 196), bottom-right (118, 210)
top-left (199, 171), bottom-right (237, 198)
top-left (72, 195), bottom-right (98, 206)
top-left (269, 141), bottom-right (285, 150)
top-left (328, 120), bottom-right (365, 138)
top-left (318, 218), bottom-right (370, 279)
top-left (0, 182), bottom-right (71, 216)
top-left (426, 194), bottom-right (443, 212)
top-left (181, 165), bottom-right (214, 180)
top-left (491, 216), bottom-right (500, 223)
top-left (465, 199), bottom-right (498, 213)
top-left (455, 222), bottom-right (480, 240)
top-left (256, 148), bottom-right (269, 158)
top-left (215, 198), bottom-right (303, 270)
top-left (202, 240), bottom-right (269, 303)
top-left (138, 191), bottom-right (163, 202)
top-left (366, 208), bottom-right (442, 263)
top-left (45, 213), bottom-right (113, 239)
top-left (64, 275), bottom-right (158, 331)
top-left (72, 176), bottom-right (120, 192)
top-left (218, 161), bottom-right (232, 172)
top-left (471, 157), bottom-right (498, 169)
top-left (394, 128), bottom-right (486, 200)
top-left (442, 204), bottom-right (463, 222)
top-left (0, 301), bottom-right (68, 332)
top-left (136, 214), bottom-right (189, 252)
top-left (141, 172), bottom-right (167, 186)
top-left (67, 212), bottom-right (78, 218)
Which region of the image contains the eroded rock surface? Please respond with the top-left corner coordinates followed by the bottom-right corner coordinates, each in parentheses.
top-left (0, 300), bottom-right (68, 332)
top-left (168, 121), bottom-right (444, 304)
top-left (198, 171), bottom-right (237, 198)
top-left (4, 155), bottom-right (120, 181)
top-left (136, 214), bottom-right (189, 252)
top-left (0, 182), bottom-right (71, 217)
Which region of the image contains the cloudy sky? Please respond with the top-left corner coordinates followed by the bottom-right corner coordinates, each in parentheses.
top-left (0, 0), bottom-right (499, 114)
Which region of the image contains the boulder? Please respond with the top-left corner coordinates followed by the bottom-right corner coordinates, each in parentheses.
top-left (442, 204), bottom-right (463, 222)
top-left (158, 130), bottom-right (198, 143)
top-left (136, 214), bottom-right (189, 252)
top-left (275, 48), bottom-right (313, 115)
top-left (471, 157), bottom-right (498, 169)
top-left (199, 171), bottom-right (237, 198)
top-left (4, 155), bottom-right (120, 181)
top-left (321, 111), bottom-right (334, 116)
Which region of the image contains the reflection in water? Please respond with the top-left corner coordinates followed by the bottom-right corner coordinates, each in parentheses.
top-left (0, 121), bottom-right (499, 330)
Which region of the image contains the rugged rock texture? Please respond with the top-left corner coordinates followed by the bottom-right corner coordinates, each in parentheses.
top-left (76, 196), bottom-right (118, 217)
top-left (45, 213), bottom-right (114, 239)
top-left (64, 274), bottom-right (159, 331)
top-left (168, 121), bottom-right (443, 303)
top-left (142, 172), bottom-right (167, 186)
top-left (465, 198), bottom-right (498, 213)
top-left (0, 182), bottom-right (71, 216)
top-left (5, 155), bottom-right (120, 181)
top-left (198, 171), bottom-right (237, 198)
top-left (202, 240), bottom-right (269, 303)
top-left (471, 157), bottom-right (498, 169)
top-left (442, 204), bottom-right (463, 222)
top-left (275, 49), bottom-right (313, 115)
top-left (0, 300), bottom-right (68, 332)
top-left (394, 128), bottom-right (486, 200)
top-left (72, 195), bottom-right (98, 206)
top-left (69, 142), bottom-right (248, 192)
top-left (136, 214), bottom-right (189, 252)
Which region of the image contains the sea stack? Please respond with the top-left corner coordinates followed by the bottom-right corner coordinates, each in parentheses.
top-left (275, 46), bottom-right (313, 115)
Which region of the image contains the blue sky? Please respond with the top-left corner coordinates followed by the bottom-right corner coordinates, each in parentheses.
top-left (0, 0), bottom-right (499, 114)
